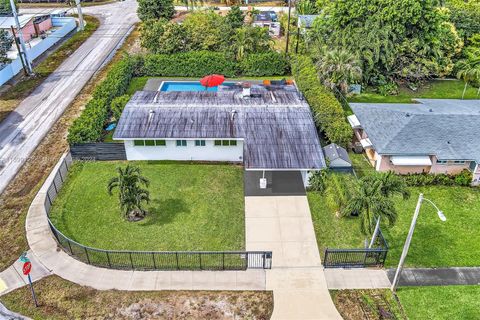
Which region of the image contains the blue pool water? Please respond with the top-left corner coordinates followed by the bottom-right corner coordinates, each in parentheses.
top-left (160, 81), bottom-right (233, 92)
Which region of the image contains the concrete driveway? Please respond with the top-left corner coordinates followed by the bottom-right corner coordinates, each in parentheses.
top-left (245, 196), bottom-right (342, 319)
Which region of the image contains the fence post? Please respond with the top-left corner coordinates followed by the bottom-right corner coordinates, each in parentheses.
top-left (67, 240), bottom-right (73, 255)
top-left (222, 252), bottom-right (225, 270)
top-left (46, 191), bottom-right (53, 207)
top-left (129, 252), bottom-right (134, 269)
top-left (58, 164), bottom-right (64, 182)
top-left (52, 177), bottom-right (58, 194)
top-left (84, 247), bottom-right (90, 264)
top-left (106, 252), bottom-right (111, 268)
top-left (245, 252), bottom-right (248, 270)
top-left (152, 252), bottom-right (156, 269)
top-left (176, 252), bottom-right (179, 270)
top-left (199, 253), bottom-right (202, 270)
top-left (324, 249), bottom-right (329, 267)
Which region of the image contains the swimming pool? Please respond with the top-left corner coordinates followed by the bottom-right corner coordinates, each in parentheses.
top-left (159, 81), bottom-right (233, 92)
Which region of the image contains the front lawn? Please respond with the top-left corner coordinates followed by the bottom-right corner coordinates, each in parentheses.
top-left (397, 285), bottom-right (480, 320)
top-left (349, 80), bottom-right (479, 103)
top-left (309, 185), bottom-right (480, 267)
top-left (49, 161), bottom-right (245, 251)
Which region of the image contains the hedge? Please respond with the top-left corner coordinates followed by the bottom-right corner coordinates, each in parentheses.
top-left (403, 169), bottom-right (473, 187)
top-left (142, 51), bottom-right (238, 77)
top-left (68, 56), bottom-right (135, 144)
top-left (291, 55), bottom-right (352, 147)
top-left (240, 52), bottom-right (289, 76)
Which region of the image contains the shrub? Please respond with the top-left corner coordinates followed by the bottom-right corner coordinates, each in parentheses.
top-left (291, 55), bottom-right (352, 146)
top-left (111, 94), bottom-right (131, 121)
top-left (240, 52), bottom-right (289, 76)
top-left (142, 51), bottom-right (238, 77)
top-left (68, 57), bottom-right (135, 144)
top-left (403, 169), bottom-right (473, 187)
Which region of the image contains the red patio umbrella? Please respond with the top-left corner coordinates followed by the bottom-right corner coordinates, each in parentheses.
top-left (200, 74), bottom-right (225, 88)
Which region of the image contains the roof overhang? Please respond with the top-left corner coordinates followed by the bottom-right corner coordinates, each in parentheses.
top-left (347, 114), bottom-right (361, 128)
top-left (360, 138), bottom-right (373, 149)
top-left (391, 156), bottom-right (432, 166)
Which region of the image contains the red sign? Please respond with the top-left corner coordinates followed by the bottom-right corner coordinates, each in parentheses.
top-left (22, 262), bottom-right (32, 276)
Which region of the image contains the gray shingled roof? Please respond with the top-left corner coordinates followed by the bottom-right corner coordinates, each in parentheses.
top-left (350, 99), bottom-right (480, 162)
top-left (114, 87), bottom-right (326, 170)
top-left (322, 143), bottom-right (351, 166)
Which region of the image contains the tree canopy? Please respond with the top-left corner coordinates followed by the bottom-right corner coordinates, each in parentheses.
top-left (137, 0), bottom-right (175, 21)
top-left (310, 0), bottom-right (463, 84)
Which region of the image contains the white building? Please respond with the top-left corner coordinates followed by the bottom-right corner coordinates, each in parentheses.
top-left (113, 84), bottom-right (326, 188)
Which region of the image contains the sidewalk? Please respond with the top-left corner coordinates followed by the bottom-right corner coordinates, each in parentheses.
top-left (324, 268), bottom-right (391, 289)
top-left (386, 267), bottom-right (480, 287)
top-left (245, 196), bottom-right (342, 320)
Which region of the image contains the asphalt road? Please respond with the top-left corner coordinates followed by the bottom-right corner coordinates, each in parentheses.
top-left (0, 0), bottom-right (139, 194)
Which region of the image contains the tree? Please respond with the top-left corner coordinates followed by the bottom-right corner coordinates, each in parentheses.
top-left (225, 5), bottom-right (245, 30)
top-left (137, 0), bottom-right (175, 22)
top-left (182, 10), bottom-right (226, 51)
top-left (140, 19), bottom-right (191, 54)
top-left (107, 165), bottom-right (150, 221)
top-left (446, 0), bottom-right (480, 43)
top-left (0, 29), bottom-right (12, 66)
top-left (295, 0), bottom-right (318, 15)
top-left (342, 172), bottom-right (409, 237)
top-left (311, 0), bottom-right (463, 84)
top-left (231, 26), bottom-right (272, 60)
top-left (315, 47), bottom-right (362, 94)
top-left (456, 48), bottom-right (480, 98)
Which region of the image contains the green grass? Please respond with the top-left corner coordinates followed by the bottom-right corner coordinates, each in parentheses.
top-left (397, 286), bottom-right (480, 320)
top-left (309, 185), bottom-right (480, 267)
top-left (349, 152), bottom-right (375, 178)
top-left (49, 161), bottom-right (245, 251)
top-left (349, 80), bottom-right (479, 103)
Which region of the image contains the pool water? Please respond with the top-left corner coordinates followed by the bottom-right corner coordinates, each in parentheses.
top-left (159, 81), bottom-right (233, 92)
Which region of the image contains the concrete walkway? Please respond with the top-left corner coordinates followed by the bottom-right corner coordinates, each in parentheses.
top-left (245, 196), bottom-right (342, 320)
top-left (324, 268), bottom-right (391, 289)
top-left (0, 250), bottom-right (51, 296)
top-left (387, 267), bottom-right (480, 287)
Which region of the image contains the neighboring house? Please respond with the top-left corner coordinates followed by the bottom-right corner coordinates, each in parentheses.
top-left (252, 11), bottom-right (280, 37)
top-left (0, 14), bottom-right (52, 43)
top-left (348, 99), bottom-right (480, 185)
top-left (322, 143), bottom-right (352, 171)
top-left (113, 83), bottom-right (326, 187)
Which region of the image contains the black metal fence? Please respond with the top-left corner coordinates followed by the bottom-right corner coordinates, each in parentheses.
top-left (70, 143), bottom-right (126, 161)
top-left (43, 153), bottom-right (272, 271)
top-left (323, 229), bottom-right (389, 268)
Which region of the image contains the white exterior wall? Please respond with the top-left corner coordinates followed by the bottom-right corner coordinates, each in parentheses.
top-left (301, 170), bottom-right (313, 188)
top-left (124, 139), bottom-right (244, 162)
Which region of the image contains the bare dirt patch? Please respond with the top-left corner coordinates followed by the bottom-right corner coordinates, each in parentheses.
top-left (0, 276), bottom-right (273, 320)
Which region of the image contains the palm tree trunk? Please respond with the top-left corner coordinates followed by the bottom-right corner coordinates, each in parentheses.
top-left (369, 216), bottom-right (381, 248)
top-left (462, 82), bottom-right (468, 99)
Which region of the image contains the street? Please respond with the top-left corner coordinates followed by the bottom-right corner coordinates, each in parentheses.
top-left (0, 0), bottom-right (139, 194)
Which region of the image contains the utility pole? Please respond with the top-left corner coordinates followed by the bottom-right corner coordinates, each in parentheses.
top-left (285, 0), bottom-right (292, 57)
top-left (75, 0), bottom-right (85, 31)
top-left (9, 0), bottom-right (33, 75)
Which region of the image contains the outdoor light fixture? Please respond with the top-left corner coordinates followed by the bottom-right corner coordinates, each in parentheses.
top-left (391, 193), bottom-right (446, 292)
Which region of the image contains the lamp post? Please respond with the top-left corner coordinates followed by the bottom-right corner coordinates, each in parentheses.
top-left (391, 193), bottom-right (446, 292)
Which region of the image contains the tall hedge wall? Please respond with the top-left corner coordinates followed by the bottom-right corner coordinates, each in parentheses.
top-left (67, 57), bottom-right (135, 144)
top-left (291, 55), bottom-right (352, 147)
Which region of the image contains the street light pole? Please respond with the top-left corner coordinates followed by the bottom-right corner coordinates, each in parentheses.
top-left (391, 193), bottom-right (446, 292)
top-left (9, 0), bottom-right (33, 75)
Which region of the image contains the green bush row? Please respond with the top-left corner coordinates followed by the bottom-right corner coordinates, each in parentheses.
top-left (403, 169), bottom-right (473, 187)
top-left (139, 51), bottom-right (289, 77)
top-left (68, 56), bottom-right (135, 144)
top-left (291, 55), bottom-right (352, 147)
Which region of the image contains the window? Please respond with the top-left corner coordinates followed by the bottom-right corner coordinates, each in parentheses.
top-left (453, 160), bottom-right (466, 165)
top-left (133, 140), bottom-right (144, 146)
top-left (195, 140), bottom-right (206, 146)
top-left (155, 140), bottom-right (166, 146)
top-left (134, 140), bottom-right (166, 146)
top-left (436, 160), bottom-right (447, 165)
top-left (214, 140), bottom-right (238, 146)
top-left (176, 140), bottom-right (187, 147)
top-left (145, 140), bottom-right (155, 146)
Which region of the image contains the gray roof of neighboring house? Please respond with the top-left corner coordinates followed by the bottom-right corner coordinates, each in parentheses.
top-left (114, 86), bottom-right (326, 170)
top-left (350, 99), bottom-right (480, 162)
top-left (297, 15), bottom-right (319, 28)
top-left (322, 143), bottom-right (351, 166)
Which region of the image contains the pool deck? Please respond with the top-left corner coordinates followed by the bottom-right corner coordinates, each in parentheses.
top-left (145, 78), bottom-right (264, 91)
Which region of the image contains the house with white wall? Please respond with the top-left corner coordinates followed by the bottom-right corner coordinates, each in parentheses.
top-left (113, 84), bottom-right (326, 187)
top-left (348, 99), bottom-right (480, 185)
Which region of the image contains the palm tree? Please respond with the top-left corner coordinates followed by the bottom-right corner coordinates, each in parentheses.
top-left (342, 177), bottom-right (397, 237)
top-left (107, 164), bottom-right (150, 221)
top-left (315, 47), bottom-right (363, 94)
top-left (456, 53), bottom-right (480, 99)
